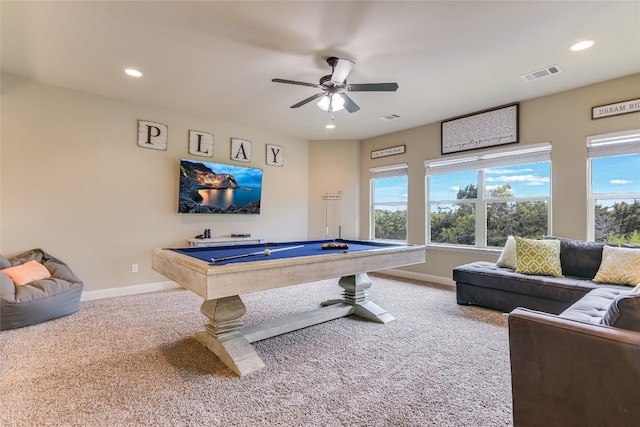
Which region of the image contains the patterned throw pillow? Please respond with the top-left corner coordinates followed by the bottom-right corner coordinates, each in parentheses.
top-left (496, 235), bottom-right (518, 269)
top-left (593, 246), bottom-right (640, 286)
top-left (515, 237), bottom-right (563, 277)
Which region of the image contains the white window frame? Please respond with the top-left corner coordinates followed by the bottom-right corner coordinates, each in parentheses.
top-left (425, 143), bottom-right (552, 248)
top-left (586, 129), bottom-right (640, 241)
top-left (370, 163), bottom-right (409, 241)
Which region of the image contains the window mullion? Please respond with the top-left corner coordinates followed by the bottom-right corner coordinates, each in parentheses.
top-left (477, 169), bottom-right (486, 247)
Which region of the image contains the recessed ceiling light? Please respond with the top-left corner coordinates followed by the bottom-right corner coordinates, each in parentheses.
top-left (125, 68), bottom-right (143, 77)
top-left (570, 40), bottom-right (596, 51)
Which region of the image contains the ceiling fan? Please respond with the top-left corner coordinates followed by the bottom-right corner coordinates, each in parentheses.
top-left (272, 57), bottom-right (398, 113)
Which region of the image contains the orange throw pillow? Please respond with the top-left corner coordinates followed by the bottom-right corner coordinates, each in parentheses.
top-left (1, 260), bottom-right (51, 285)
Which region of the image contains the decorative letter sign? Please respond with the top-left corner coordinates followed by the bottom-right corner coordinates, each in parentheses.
top-left (138, 120), bottom-right (168, 150)
top-left (231, 138), bottom-right (252, 162)
top-left (592, 98), bottom-right (640, 119)
top-left (266, 144), bottom-right (284, 166)
top-left (371, 145), bottom-right (406, 159)
top-left (189, 130), bottom-right (214, 157)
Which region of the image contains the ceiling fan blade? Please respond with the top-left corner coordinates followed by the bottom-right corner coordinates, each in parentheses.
top-left (348, 82), bottom-right (399, 92)
top-left (340, 93), bottom-right (360, 113)
top-left (290, 92), bottom-right (326, 108)
top-left (331, 58), bottom-right (354, 84)
top-left (272, 78), bottom-right (321, 89)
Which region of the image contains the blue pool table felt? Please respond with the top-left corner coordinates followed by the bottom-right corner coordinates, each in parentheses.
top-left (170, 239), bottom-right (405, 266)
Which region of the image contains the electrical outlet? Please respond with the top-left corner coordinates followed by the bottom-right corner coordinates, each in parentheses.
top-left (131, 264), bottom-right (138, 273)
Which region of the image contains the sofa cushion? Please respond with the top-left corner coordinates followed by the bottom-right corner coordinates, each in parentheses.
top-left (600, 293), bottom-right (640, 332)
top-left (453, 261), bottom-right (630, 303)
top-left (593, 245), bottom-right (640, 286)
top-left (559, 288), bottom-right (626, 324)
top-left (515, 237), bottom-right (562, 277)
top-left (545, 237), bottom-right (605, 279)
top-left (496, 235), bottom-right (518, 269)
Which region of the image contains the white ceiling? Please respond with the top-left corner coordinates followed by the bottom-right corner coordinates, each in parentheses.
top-left (2, 1), bottom-right (639, 141)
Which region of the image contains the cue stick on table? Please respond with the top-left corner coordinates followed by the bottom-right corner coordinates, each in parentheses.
top-left (338, 190), bottom-right (343, 239)
top-left (325, 193), bottom-right (329, 239)
top-left (210, 245), bottom-right (304, 264)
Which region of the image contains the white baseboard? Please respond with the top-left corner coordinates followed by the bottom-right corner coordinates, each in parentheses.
top-left (81, 281), bottom-right (181, 301)
top-left (376, 269), bottom-right (455, 288)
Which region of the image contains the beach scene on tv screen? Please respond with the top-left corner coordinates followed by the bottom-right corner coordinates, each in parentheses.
top-left (179, 159), bottom-right (262, 214)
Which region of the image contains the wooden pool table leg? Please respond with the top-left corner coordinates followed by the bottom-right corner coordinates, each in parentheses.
top-left (322, 273), bottom-right (395, 324)
top-left (193, 296), bottom-right (265, 377)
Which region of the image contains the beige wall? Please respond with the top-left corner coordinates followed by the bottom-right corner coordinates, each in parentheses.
top-left (360, 73), bottom-right (640, 280)
top-left (1, 74), bottom-right (309, 291)
top-left (2, 73), bottom-right (639, 291)
top-left (307, 140), bottom-right (360, 240)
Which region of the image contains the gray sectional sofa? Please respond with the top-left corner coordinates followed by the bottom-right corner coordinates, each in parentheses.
top-left (453, 237), bottom-right (636, 314)
top-left (454, 237), bottom-right (640, 426)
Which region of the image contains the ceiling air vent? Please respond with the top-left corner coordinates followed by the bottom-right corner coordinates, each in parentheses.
top-left (378, 113), bottom-right (400, 121)
top-left (520, 65), bottom-right (562, 82)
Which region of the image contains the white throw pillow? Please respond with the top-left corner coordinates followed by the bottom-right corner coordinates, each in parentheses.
top-left (496, 235), bottom-right (518, 270)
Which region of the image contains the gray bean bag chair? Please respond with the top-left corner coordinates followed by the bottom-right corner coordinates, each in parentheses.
top-left (1, 249), bottom-right (83, 330)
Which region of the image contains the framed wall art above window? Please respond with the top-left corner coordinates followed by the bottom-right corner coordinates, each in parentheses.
top-left (441, 103), bottom-right (519, 155)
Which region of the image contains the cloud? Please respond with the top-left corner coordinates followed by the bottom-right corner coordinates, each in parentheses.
top-left (486, 168), bottom-right (533, 174)
top-left (610, 179), bottom-right (632, 184)
top-left (450, 186), bottom-right (460, 192)
top-left (486, 174), bottom-right (550, 185)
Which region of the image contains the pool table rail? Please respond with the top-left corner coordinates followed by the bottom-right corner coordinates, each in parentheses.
top-left (152, 243), bottom-right (425, 300)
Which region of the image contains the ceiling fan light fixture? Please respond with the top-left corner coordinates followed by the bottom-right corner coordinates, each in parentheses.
top-left (317, 93), bottom-right (345, 112)
top-left (325, 114), bottom-right (336, 129)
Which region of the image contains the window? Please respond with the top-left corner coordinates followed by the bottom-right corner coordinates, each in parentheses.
top-left (426, 143), bottom-right (551, 248)
top-left (370, 164), bottom-right (408, 241)
top-left (587, 130), bottom-right (640, 243)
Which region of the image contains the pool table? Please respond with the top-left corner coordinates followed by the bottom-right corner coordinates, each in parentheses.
top-left (152, 239), bottom-right (425, 376)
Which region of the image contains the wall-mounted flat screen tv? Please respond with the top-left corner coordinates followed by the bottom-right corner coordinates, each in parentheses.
top-left (179, 159), bottom-right (262, 214)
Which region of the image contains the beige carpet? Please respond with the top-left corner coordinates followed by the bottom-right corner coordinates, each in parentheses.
top-left (0, 275), bottom-right (512, 426)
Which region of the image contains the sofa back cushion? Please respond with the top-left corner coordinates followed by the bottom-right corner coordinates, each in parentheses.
top-left (545, 237), bottom-right (605, 279)
top-left (600, 293), bottom-right (640, 332)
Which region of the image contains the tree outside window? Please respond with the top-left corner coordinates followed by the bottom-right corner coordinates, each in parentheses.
top-left (588, 130), bottom-right (640, 243)
top-left (370, 165), bottom-right (408, 241)
top-left (426, 144), bottom-right (551, 248)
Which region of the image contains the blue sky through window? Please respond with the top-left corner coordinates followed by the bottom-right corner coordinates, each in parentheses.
top-left (375, 155), bottom-right (639, 204)
top-left (374, 176), bottom-right (408, 203)
top-left (428, 162), bottom-right (551, 201)
top-left (591, 153), bottom-right (640, 194)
